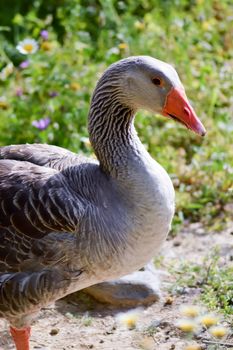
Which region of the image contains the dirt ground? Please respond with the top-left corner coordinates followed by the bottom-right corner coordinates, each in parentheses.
top-left (0, 222), bottom-right (232, 350)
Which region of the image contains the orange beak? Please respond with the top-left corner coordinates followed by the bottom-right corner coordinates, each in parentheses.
top-left (162, 87), bottom-right (206, 136)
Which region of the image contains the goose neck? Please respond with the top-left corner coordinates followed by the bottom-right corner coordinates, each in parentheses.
top-left (88, 88), bottom-right (142, 175)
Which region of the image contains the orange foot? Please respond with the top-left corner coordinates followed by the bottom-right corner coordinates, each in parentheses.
top-left (10, 326), bottom-right (31, 350)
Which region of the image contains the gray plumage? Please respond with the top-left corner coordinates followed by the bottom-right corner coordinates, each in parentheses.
top-left (0, 56), bottom-right (182, 330)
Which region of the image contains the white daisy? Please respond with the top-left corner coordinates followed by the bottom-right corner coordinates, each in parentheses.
top-left (16, 38), bottom-right (38, 54)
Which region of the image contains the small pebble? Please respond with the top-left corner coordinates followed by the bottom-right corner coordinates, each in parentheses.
top-left (164, 296), bottom-right (174, 306)
top-left (50, 328), bottom-right (59, 336)
top-left (173, 240), bottom-right (181, 247)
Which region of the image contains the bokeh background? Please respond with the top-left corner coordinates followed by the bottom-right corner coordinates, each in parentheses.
top-left (0, 0), bottom-right (232, 231)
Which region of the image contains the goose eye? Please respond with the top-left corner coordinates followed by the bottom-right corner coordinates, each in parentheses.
top-left (152, 77), bottom-right (162, 86)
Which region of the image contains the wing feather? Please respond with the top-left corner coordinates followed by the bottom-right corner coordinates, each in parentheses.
top-left (0, 158), bottom-right (86, 239)
top-left (0, 143), bottom-right (90, 170)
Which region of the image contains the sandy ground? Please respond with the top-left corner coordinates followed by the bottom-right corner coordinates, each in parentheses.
top-left (0, 222), bottom-right (232, 350)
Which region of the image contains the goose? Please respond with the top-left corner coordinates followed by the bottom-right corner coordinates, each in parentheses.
top-left (0, 56), bottom-right (206, 350)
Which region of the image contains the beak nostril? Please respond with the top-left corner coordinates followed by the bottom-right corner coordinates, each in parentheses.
top-left (184, 107), bottom-right (190, 116)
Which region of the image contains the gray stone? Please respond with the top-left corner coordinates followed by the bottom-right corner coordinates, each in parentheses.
top-left (83, 263), bottom-right (161, 307)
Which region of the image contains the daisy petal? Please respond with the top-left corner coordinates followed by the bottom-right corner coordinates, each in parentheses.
top-left (16, 39), bottom-right (38, 55)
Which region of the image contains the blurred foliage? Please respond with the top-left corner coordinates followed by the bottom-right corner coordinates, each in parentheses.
top-left (0, 0), bottom-right (232, 230)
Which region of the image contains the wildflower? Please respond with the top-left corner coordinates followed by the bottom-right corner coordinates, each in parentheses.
top-left (19, 60), bottom-right (30, 69)
top-left (16, 39), bottom-right (38, 54)
top-left (184, 344), bottom-right (202, 350)
top-left (180, 305), bottom-right (201, 318)
top-left (134, 21), bottom-right (145, 30)
top-left (48, 91), bottom-right (58, 98)
top-left (199, 314), bottom-right (219, 328)
top-left (70, 82), bottom-right (81, 91)
top-left (0, 97), bottom-right (9, 109)
top-left (41, 41), bottom-right (53, 51)
top-left (202, 21), bottom-right (212, 31)
top-left (116, 308), bottom-right (142, 330)
top-left (0, 62), bottom-right (14, 81)
top-left (32, 117), bottom-right (50, 131)
top-left (15, 88), bottom-right (23, 97)
top-left (176, 319), bottom-right (198, 333)
top-left (209, 325), bottom-right (228, 338)
top-left (40, 30), bottom-right (49, 40)
top-left (118, 43), bottom-right (128, 50)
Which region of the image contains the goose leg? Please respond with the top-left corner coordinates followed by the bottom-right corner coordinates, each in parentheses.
top-left (10, 326), bottom-right (31, 350)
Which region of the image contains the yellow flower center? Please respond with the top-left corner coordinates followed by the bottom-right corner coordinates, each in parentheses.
top-left (185, 345), bottom-right (202, 350)
top-left (0, 100), bottom-right (8, 109)
top-left (41, 41), bottom-right (52, 51)
top-left (181, 306), bottom-right (200, 318)
top-left (124, 317), bottom-right (137, 329)
top-left (200, 315), bottom-right (218, 327)
top-left (118, 43), bottom-right (128, 50)
top-left (70, 82), bottom-right (81, 91)
top-left (210, 326), bottom-right (228, 338)
top-left (23, 43), bottom-right (34, 53)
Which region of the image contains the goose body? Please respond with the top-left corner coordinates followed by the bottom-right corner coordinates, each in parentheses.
top-left (0, 56), bottom-right (205, 349)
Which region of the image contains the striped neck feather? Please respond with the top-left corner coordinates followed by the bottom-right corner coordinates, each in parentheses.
top-left (88, 79), bottom-right (141, 175)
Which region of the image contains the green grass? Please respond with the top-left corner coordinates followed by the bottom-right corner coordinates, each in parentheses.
top-left (168, 249), bottom-right (233, 318)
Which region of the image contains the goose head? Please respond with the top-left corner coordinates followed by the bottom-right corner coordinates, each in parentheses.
top-left (101, 56), bottom-right (206, 136)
